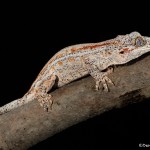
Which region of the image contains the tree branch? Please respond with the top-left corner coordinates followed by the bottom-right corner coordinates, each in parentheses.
top-left (0, 54), bottom-right (150, 150)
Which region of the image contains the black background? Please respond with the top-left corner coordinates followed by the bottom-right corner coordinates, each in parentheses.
top-left (0, 3), bottom-right (150, 150)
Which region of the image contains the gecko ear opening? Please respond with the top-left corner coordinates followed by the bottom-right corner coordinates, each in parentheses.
top-left (134, 36), bottom-right (146, 47)
top-left (119, 51), bottom-right (124, 54)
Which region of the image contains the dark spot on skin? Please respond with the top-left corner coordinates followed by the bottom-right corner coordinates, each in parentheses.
top-left (119, 51), bottom-right (124, 54)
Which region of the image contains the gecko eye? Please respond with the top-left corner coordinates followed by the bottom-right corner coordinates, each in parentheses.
top-left (134, 36), bottom-right (146, 47)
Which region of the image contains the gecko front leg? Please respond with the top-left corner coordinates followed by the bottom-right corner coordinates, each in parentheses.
top-left (84, 56), bottom-right (114, 92)
top-left (94, 67), bottom-right (114, 91)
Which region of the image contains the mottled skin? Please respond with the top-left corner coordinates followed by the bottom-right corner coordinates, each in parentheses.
top-left (0, 32), bottom-right (150, 114)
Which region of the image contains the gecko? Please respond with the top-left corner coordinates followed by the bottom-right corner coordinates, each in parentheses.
top-left (0, 31), bottom-right (150, 115)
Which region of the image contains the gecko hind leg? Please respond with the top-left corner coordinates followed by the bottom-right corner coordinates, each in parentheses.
top-left (37, 75), bottom-right (56, 111)
top-left (38, 93), bottom-right (53, 111)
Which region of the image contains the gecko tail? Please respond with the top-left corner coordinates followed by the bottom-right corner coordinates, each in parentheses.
top-left (0, 74), bottom-right (57, 115)
top-left (0, 96), bottom-right (33, 115)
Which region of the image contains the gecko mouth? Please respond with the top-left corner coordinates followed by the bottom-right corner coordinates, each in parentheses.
top-left (145, 37), bottom-right (150, 45)
top-left (132, 47), bottom-right (150, 57)
top-left (135, 47), bottom-right (150, 52)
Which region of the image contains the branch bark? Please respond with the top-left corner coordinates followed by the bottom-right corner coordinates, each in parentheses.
top-left (0, 54), bottom-right (150, 150)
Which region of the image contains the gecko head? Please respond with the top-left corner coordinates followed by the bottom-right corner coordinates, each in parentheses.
top-left (116, 31), bottom-right (150, 63)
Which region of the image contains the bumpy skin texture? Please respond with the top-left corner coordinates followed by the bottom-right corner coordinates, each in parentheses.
top-left (0, 32), bottom-right (150, 114)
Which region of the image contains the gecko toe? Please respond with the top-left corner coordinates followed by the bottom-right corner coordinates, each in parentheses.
top-left (95, 76), bottom-right (114, 92)
top-left (43, 98), bottom-right (53, 112)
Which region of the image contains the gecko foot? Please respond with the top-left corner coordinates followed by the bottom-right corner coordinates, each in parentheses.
top-left (95, 67), bottom-right (114, 92)
top-left (95, 76), bottom-right (114, 92)
top-left (37, 93), bottom-right (53, 112)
